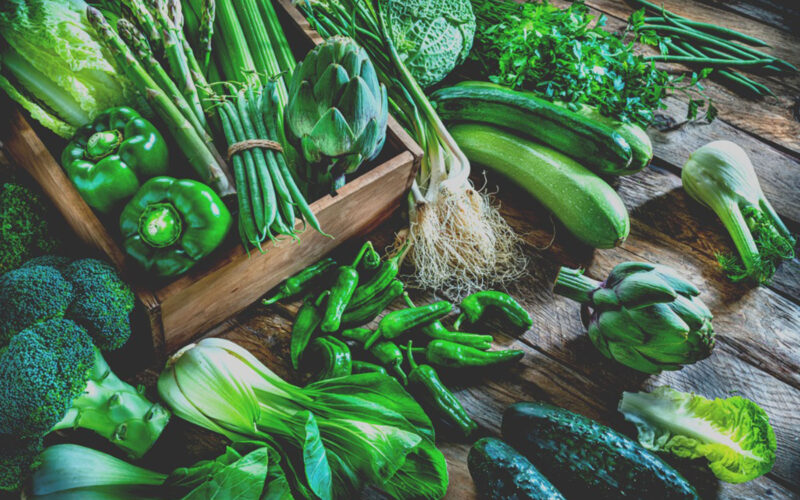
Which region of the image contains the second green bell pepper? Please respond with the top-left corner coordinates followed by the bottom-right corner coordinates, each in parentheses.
top-left (61, 107), bottom-right (168, 214)
top-left (120, 176), bottom-right (232, 277)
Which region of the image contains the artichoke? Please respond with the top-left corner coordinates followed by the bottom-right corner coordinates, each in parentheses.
top-left (554, 262), bottom-right (715, 374)
top-left (285, 36), bottom-right (388, 193)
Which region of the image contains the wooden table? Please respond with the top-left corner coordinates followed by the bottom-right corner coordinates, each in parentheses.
top-left (15, 1), bottom-right (797, 499)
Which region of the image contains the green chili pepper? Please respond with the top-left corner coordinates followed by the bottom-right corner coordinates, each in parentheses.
top-left (290, 291), bottom-right (329, 370)
top-left (340, 327), bottom-right (373, 343)
top-left (416, 340), bottom-right (524, 368)
top-left (305, 336), bottom-right (352, 381)
top-left (351, 360), bottom-right (388, 376)
top-left (453, 291), bottom-right (533, 331)
top-left (347, 246), bottom-right (405, 310)
top-left (340, 280), bottom-right (404, 328)
top-left (263, 258), bottom-right (337, 305)
top-left (320, 242), bottom-right (374, 332)
top-left (368, 340), bottom-right (407, 385)
top-left (406, 342), bottom-right (477, 436)
top-left (62, 106), bottom-right (169, 214)
top-left (360, 241), bottom-right (381, 271)
top-left (364, 294), bottom-right (453, 348)
top-left (404, 295), bottom-right (493, 350)
top-left (119, 176), bottom-right (232, 277)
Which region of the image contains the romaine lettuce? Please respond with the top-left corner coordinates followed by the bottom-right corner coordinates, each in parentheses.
top-left (619, 386), bottom-right (776, 483)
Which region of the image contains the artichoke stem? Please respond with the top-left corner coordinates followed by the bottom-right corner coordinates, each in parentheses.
top-left (553, 267), bottom-right (601, 304)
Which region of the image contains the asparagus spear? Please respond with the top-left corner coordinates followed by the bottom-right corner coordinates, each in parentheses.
top-left (121, 0), bottom-right (163, 55)
top-left (117, 19), bottom-right (210, 140)
top-left (149, 0), bottom-right (207, 130)
top-left (199, 0), bottom-right (216, 76)
top-left (87, 6), bottom-right (234, 197)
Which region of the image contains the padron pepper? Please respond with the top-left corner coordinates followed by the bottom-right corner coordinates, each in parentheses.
top-left (305, 336), bottom-right (352, 381)
top-left (290, 291), bottom-right (330, 370)
top-left (351, 360), bottom-right (388, 376)
top-left (416, 339), bottom-right (524, 368)
top-left (341, 327), bottom-right (406, 384)
top-left (404, 295), bottom-right (493, 350)
top-left (340, 280), bottom-right (405, 328)
top-left (364, 294), bottom-right (453, 348)
top-left (347, 244), bottom-right (406, 310)
top-left (406, 341), bottom-right (477, 436)
top-left (320, 241), bottom-right (374, 332)
top-left (454, 291), bottom-right (533, 331)
top-left (263, 258), bottom-right (337, 306)
top-left (119, 176), bottom-right (232, 277)
top-left (62, 107), bottom-right (168, 214)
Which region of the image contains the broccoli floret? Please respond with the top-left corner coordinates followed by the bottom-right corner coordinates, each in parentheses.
top-left (0, 265), bottom-right (73, 346)
top-left (62, 258), bottom-right (136, 351)
top-left (0, 318), bottom-right (170, 464)
top-left (21, 254), bottom-right (72, 272)
top-left (0, 183), bottom-right (60, 274)
top-left (0, 435), bottom-right (43, 491)
top-left (0, 319), bottom-right (94, 437)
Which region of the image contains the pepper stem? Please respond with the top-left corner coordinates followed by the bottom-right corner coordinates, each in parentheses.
top-left (406, 340), bottom-right (418, 371)
top-left (86, 129), bottom-right (122, 160)
top-left (138, 202), bottom-right (182, 248)
top-left (351, 241), bottom-right (374, 268)
top-left (452, 313), bottom-right (465, 331)
top-left (553, 267), bottom-right (601, 305)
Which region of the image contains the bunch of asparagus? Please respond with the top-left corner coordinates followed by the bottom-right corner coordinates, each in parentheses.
top-left (86, 0), bottom-right (234, 196)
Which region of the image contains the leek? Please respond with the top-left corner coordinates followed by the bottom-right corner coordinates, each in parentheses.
top-left (682, 140), bottom-right (796, 284)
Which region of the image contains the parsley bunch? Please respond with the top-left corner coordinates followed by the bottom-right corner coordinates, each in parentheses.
top-left (469, 0), bottom-right (714, 126)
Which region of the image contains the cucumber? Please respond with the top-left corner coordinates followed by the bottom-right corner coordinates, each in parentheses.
top-left (431, 81), bottom-right (635, 175)
top-left (574, 104), bottom-right (653, 173)
top-left (449, 123), bottom-right (629, 249)
top-left (468, 437), bottom-right (565, 500)
top-left (502, 402), bottom-right (700, 500)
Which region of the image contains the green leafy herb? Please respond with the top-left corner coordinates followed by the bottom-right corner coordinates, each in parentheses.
top-left (469, 1), bottom-right (715, 126)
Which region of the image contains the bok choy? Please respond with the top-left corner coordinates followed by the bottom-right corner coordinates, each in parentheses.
top-left (682, 140), bottom-right (795, 284)
top-left (157, 337), bottom-right (448, 500)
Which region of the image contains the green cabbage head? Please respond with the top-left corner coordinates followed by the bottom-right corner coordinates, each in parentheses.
top-left (384, 0), bottom-right (475, 88)
top-left (619, 386), bottom-right (776, 484)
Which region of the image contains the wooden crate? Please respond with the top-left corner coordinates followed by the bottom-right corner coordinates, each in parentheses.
top-left (0, 0), bottom-right (422, 358)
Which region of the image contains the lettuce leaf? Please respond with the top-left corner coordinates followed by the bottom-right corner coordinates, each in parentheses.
top-left (619, 386), bottom-right (776, 483)
top-left (0, 0), bottom-right (131, 135)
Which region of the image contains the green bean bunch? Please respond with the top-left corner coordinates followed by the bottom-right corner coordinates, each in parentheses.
top-left (218, 83), bottom-right (324, 251)
top-left (631, 0), bottom-right (796, 96)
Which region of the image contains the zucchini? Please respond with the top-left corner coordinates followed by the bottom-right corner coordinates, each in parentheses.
top-left (468, 437), bottom-right (565, 500)
top-left (502, 402), bottom-right (700, 500)
top-left (574, 104), bottom-right (653, 173)
top-left (431, 81), bottom-right (635, 175)
top-left (449, 123), bottom-right (629, 249)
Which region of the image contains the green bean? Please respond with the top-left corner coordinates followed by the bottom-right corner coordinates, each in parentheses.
top-left (672, 41), bottom-right (767, 96)
top-left (643, 24), bottom-right (775, 64)
top-left (645, 54), bottom-right (773, 67)
top-left (643, 16), bottom-right (769, 47)
top-left (231, 95), bottom-right (268, 242)
top-left (219, 103), bottom-right (259, 247)
top-left (246, 87), bottom-right (278, 235)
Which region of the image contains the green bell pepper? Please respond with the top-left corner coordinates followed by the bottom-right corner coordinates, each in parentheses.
top-left (120, 176), bottom-right (232, 277)
top-left (61, 107), bottom-right (169, 214)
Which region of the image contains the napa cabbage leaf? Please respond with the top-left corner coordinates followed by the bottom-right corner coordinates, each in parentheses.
top-left (619, 386), bottom-right (776, 483)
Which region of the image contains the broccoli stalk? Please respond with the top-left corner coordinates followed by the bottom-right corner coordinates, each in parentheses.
top-left (50, 347), bottom-right (171, 458)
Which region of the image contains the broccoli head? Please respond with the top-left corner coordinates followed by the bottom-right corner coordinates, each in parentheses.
top-left (0, 183), bottom-right (60, 274)
top-left (0, 319), bottom-right (94, 437)
top-left (0, 435), bottom-right (43, 491)
top-left (0, 318), bottom-right (170, 464)
top-left (21, 254), bottom-right (72, 272)
top-left (0, 265), bottom-right (73, 346)
top-left (62, 259), bottom-right (136, 350)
